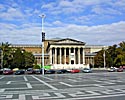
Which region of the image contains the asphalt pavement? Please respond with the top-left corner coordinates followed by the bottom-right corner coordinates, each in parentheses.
top-left (0, 71), bottom-right (125, 100)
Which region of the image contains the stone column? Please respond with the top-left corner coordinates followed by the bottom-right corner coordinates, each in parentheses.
top-left (83, 48), bottom-right (85, 64)
top-left (60, 48), bottom-right (62, 64)
top-left (55, 48), bottom-right (57, 64)
top-left (64, 48), bottom-right (66, 64)
top-left (78, 48), bottom-right (81, 64)
top-left (69, 48), bottom-right (71, 64)
top-left (74, 48), bottom-right (76, 64)
top-left (49, 48), bottom-right (52, 64)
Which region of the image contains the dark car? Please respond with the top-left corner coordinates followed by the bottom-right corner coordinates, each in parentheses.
top-left (3, 70), bottom-right (13, 75)
top-left (34, 69), bottom-right (46, 74)
top-left (26, 68), bottom-right (35, 74)
top-left (45, 69), bottom-right (55, 74)
top-left (0, 69), bottom-right (3, 74)
top-left (14, 70), bottom-right (25, 75)
top-left (56, 69), bottom-right (69, 74)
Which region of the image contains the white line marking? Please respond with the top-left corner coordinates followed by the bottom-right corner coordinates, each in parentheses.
top-left (32, 93), bottom-right (50, 99)
top-left (41, 76), bottom-right (53, 80)
top-left (94, 84), bottom-right (105, 87)
top-left (6, 95), bottom-right (13, 98)
top-left (62, 93), bottom-right (125, 100)
top-left (68, 79), bottom-right (77, 82)
top-left (96, 80), bottom-right (115, 84)
top-left (0, 89), bottom-right (5, 92)
top-left (24, 76), bottom-right (28, 81)
top-left (32, 75), bottom-right (58, 90)
top-left (104, 81), bottom-right (115, 84)
top-left (6, 81), bottom-right (11, 84)
top-left (32, 93), bottom-right (65, 99)
top-left (19, 94), bottom-right (25, 100)
top-left (54, 93), bottom-right (65, 97)
top-left (26, 83), bottom-right (32, 88)
top-left (60, 82), bottom-right (73, 87)
top-left (32, 96), bottom-right (39, 99)
top-left (0, 76), bottom-right (4, 80)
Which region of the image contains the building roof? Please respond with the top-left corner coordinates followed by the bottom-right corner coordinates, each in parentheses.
top-left (49, 38), bottom-right (86, 45)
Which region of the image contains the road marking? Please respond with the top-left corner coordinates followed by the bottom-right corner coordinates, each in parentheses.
top-left (103, 81), bottom-right (115, 84)
top-left (19, 94), bottom-right (25, 100)
top-left (6, 95), bottom-right (13, 98)
top-left (41, 76), bottom-right (53, 80)
top-left (68, 79), bottom-right (77, 82)
top-left (32, 93), bottom-right (65, 99)
top-left (24, 76), bottom-right (28, 81)
top-left (59, 82), bottom-right (73, 87)
top-left (0, 89), bottom-right (5, 92)
top-left (54, 93), bottom-right (65, 97)
top-left (94, 84), bottom-right (105, 87)
top-left (26, 83), bottom-right (32, 88)
top-left (62, 93), bottom-right (125, 100)
top-left (6, 81), bottom-right (11, 84)
top-left (96, 80), bottom-right (115, 84)
top-left (32, 93), bottom-right (50, 99)
top-left (0, 76), bottom-right (4, 80)
top-left (32, 75), bottom-right (58, 90)
top-left (95, 80), bottom-right (102, 82)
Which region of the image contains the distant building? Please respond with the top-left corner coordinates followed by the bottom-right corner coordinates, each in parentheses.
top-left (12, 38), bottom-right (106, 69)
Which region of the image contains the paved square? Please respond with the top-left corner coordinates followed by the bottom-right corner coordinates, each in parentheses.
top-left (0, 72), bottom-right (125, 100)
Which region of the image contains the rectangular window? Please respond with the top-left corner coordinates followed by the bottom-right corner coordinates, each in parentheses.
top-left (71, 60), bottom-right (74, 64)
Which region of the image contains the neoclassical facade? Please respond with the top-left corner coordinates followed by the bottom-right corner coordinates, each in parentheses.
top-left (46, 38), bottom-right (86, 69)
top-left (12, 38), bottom-right (105, 69)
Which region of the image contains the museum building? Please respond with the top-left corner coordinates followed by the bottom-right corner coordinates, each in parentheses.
top-left (12, 38), bottom-right (105, 69)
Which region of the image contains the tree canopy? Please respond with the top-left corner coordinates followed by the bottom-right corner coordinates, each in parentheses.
top-left (94, 41), bottom-right (125, 68)
top-left (0, 43), bottom-right (35, 69)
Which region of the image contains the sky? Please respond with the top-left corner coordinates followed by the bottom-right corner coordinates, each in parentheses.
top-left (0, 0), bottom-right (125, 46)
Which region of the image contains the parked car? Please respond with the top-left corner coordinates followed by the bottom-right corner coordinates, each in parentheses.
top-left (82, 68), bottom-right (92, 73)
top-left (14, 70), bottom-right (25, 75)
top-left (0, 69), bottom-right (3, 74)
top-left (26, 68), bottom-right (35, 74)
top-left (122, 66), bottom-right (125, 69)
top-left (70, 69), bottom-right (80, 73)
top-left (117, 68), bottom-right (123, 72)
top-left (34, 68), bottom-right (47, 74)
top-left (108, 67), bottom-right (116, 72)
top-left (3, 69), bottom-right (13, 75)
top-left (56, 69), bottom-right (69, 74)
top-left (45, 69), bottom-right (55, 74)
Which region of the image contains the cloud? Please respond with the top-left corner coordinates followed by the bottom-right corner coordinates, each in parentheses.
top-left (0, 5), bottom-right (25, 21)
top-left (46, 21), bottom-right (125, 45)
top-left (0, 20), bottom-right (125, 46)
top-left (0, 0), bottom-right (125, 46)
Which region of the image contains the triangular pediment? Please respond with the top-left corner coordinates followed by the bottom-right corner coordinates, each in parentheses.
top-left (50, 38), bottom-right (85, 45)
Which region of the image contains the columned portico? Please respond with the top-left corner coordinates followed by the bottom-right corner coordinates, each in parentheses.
top-left (48, 38), bottom-right (87, 69)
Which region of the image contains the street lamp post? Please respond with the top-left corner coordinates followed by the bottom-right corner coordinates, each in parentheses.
top-left (39, 14), bottom-right (45, 75)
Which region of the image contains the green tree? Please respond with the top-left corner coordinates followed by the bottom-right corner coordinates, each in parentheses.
top-left (94, 50), bottom-right (104, 68)
top-left (107, 44), bottom-right (117, 67)
top-left (0, 42), bottom-right (12, 69)
top-left (12, 48), bottom-right (25, 69)
top-left (114, 41), bottom-right (125, 67)
top-left (24, 51), bottom-right (35, 69)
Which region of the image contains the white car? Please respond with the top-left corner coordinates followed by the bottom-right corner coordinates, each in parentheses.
top-left (82, 68), bottom-right (92, 73)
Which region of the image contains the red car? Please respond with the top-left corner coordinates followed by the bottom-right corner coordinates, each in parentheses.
top-left (117, 68), bottom-right (123, 72)
top-left (70, 69), bottom-right (80, 73)
top-left (3, 70), bottom-right (13, 75)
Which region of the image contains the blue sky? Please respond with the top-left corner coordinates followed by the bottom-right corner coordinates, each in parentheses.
top-left (0, 0), bottom-right (125, 46)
